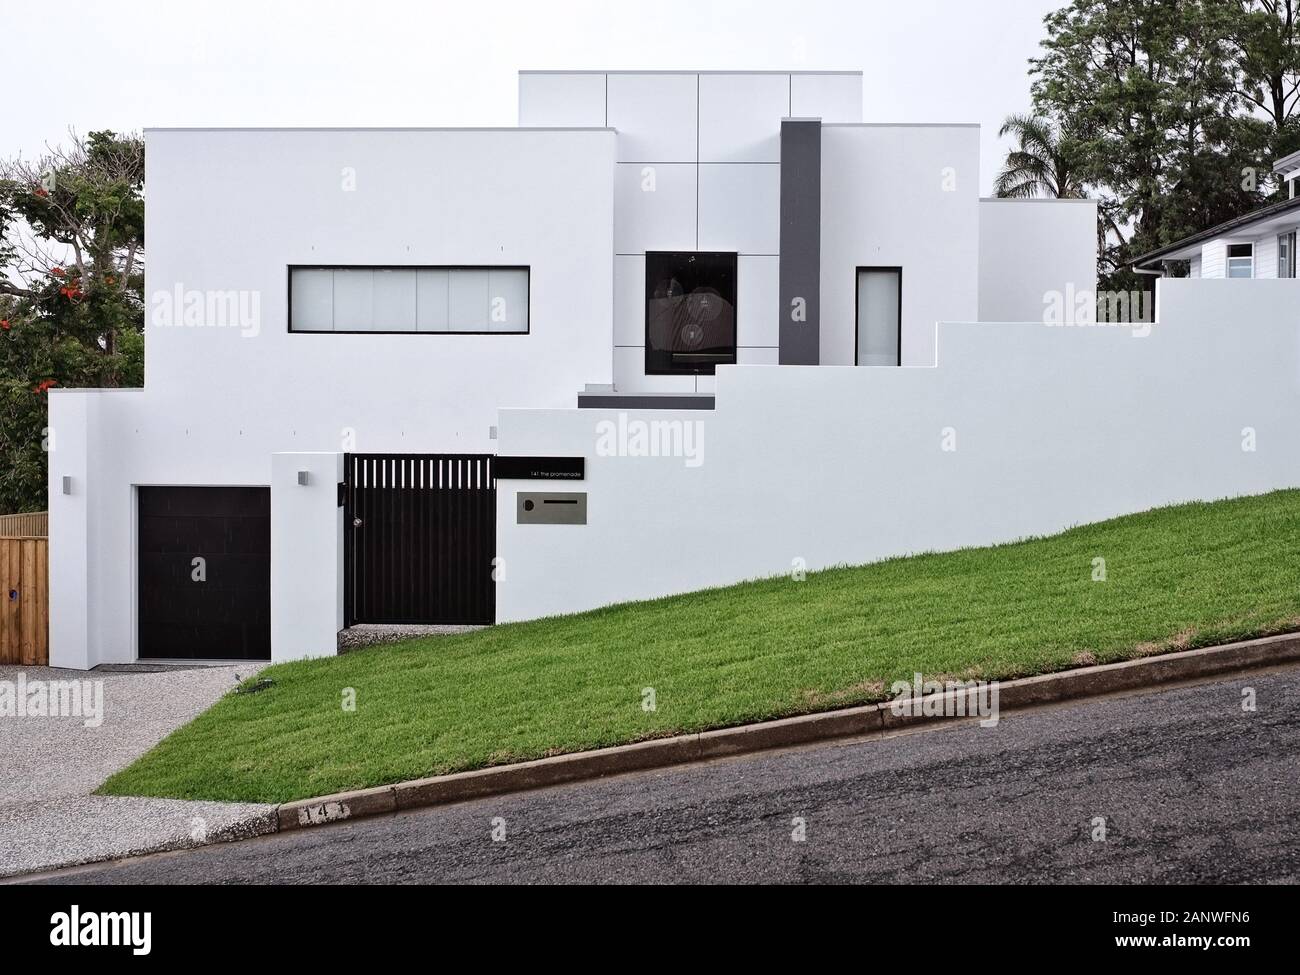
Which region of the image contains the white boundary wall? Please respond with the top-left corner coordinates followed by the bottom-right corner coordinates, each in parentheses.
top-left (494, 279), bottom-right (1300, 622)
top-left (271, 452), bottom-right (344, 662)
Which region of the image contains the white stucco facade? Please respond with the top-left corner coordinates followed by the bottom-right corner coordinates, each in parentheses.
top-left (519, 71), bottom-right (866, 393)
top-left (978, 198), bottom-right (1098, 323)
top-left (49, 125), bottom-right (617, 668)
top-left (48, 68), bottom-right (1111, 670)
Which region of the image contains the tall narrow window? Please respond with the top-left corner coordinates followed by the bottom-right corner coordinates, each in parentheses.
top-left (856, 268), bottom-right (901, 366)
top-left (1279, 232), bottom-right (1296, 278)
top-left (288, 266), bottom-right (529, 333)
top-left (1227, 243), bottom-right (1254, 279)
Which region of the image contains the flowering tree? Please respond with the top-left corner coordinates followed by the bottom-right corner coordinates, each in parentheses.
top-left (0, 129), bottom-right (144, 512)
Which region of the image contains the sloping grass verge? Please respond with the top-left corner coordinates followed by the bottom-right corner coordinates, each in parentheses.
top-left (101, 490), bottom-right (1300, 804)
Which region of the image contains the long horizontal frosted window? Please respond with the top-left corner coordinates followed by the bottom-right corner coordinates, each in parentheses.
top-left (289, 267), bottom-right (529, 333)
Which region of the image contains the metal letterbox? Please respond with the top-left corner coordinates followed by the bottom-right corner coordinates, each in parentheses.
top-left (516, 492), bottom-right (587, 525)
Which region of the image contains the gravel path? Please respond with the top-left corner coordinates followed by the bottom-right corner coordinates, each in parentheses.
top-left (0, 663), bottom-right (275, 878)
top-left (337, 623), bottom-right (484, 651)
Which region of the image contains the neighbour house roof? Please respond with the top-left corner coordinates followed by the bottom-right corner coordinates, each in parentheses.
top-left (1272, 147), bottom-right (1300, 176)
top-left (1129, 194), bottom-right (1300, 270)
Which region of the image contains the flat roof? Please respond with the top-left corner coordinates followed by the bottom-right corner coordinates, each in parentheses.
top-left (143, 126), bottom-right (615, 133)
top-left (822, 122), bottom-right (978, 129)
top-left (519, 69), bottom-right (862, 75)
top-left (978, 196), bottom-right (1095, 203)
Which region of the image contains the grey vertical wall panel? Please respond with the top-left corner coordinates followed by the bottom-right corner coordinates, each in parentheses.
top-left (779, 119), bottom-right (821, 365)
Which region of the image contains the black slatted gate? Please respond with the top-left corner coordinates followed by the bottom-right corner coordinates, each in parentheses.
top-left (344, 454), bottom-right (496, 626)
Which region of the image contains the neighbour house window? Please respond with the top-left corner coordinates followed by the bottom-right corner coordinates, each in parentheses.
top-left (289, 266), bottom-right (529, 333)
top-left (1279, 232), bottom-right (1297, 278)
top-left (645, 251), bottom-right (737, 375)
top-left (1226, 244), bottom-right (1254, 279)
top-left (855, 267), bottom-right (902, 366)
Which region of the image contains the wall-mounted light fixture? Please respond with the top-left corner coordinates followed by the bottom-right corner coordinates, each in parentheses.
top-left (297, 471), bottom-right (311, 486)
top-left (62, 476), bottom-right (73, 495)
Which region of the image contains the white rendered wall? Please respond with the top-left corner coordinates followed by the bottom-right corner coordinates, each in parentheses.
top-left (495, 280), bottom-right (1300, 622)
top-left (46, 392), bottom-right (93, 669)
top-left (49, 127), bottom-right (616, 669)
top-left (820, 124), bottom-right (981, 366)
top-left (143, 127), bottom-right (615, 418)
top-left (521, 71), bottom-right (863, 392)
top-left (270, 452), bottom-right (344, 663)
top-left (978, 198), bottom-right (1097, 323)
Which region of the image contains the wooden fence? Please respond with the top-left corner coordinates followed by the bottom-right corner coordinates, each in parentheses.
top-left (0, 511), bottom-right (47, 537)
top-left (0, 536), bottom-right (48, 665)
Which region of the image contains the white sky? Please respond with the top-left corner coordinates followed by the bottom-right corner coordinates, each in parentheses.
top-left (1, 0), bottom-right (1062, 194)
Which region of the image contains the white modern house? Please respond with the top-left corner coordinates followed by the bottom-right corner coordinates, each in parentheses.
top-left (1132, 149), bottom-right (1300, 278)
top-left (51, 68), bottom-right (1300, 672)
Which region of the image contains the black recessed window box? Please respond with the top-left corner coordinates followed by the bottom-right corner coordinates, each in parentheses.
top-left (645, 251), bottom-right (737, 375)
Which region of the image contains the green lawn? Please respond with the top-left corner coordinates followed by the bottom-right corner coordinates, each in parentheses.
top-left (101, 489), bottom-right (1300, 804)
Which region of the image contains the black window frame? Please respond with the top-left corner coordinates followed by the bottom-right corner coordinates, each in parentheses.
top-left (643, 250), bottom-right (739, 376)
top-left (1226, 243), bottom-right (1254, 279)
top-left (854, 266), bottom-right (903, 367)
top-left (287, 264), bottom-right (531, 335)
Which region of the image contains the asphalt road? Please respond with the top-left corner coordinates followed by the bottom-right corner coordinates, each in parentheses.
top-left (25, 666), bottom-right (1300, 884)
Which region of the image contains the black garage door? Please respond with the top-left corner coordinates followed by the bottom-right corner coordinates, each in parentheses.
top-left (138, 486), bottom-right (271, 660)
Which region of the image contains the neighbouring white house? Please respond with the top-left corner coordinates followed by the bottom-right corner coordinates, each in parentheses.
top-left (48, 69), bottom-right (1300, 672)
top-left (1131, 149), bottom-right (1300, 279)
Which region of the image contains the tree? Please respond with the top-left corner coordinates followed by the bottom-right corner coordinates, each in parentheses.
top-left (1028, 0), bottom-right (1267, 287)
top-left (0, 130), bottom-right (145, 512)
top-left (1232, 0), bottom-right (1300, 159)
top-left (995, 113), bottom-right (1088, 198)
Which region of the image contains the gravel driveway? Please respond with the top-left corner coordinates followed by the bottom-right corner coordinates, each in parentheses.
top-left (0, 663), bottom-right (276, 878)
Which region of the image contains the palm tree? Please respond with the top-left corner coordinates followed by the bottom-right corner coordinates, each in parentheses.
top-left (994, 113), bottom-right (1087, 199)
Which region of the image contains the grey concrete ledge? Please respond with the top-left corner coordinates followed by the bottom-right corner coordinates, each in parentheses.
top-left (276, 631), bottom-right (1300, 833)
top-left (576, 393), bottom-right (716, 411)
